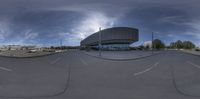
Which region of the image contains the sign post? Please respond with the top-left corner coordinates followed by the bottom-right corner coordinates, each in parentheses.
top-left (99, 27), bottom-right (102, 56)
top-left (152, 32), bottom-right (154, 54)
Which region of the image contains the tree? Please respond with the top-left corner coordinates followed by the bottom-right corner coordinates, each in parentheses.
top-left (50, 46), bottom-right (55, 49)
top-left (170, 42), bottom-right (176, 48)
top-left (182, 41), bottom-right (195, 49)
top-left (145, 45), bottom-right (150, 49)
top-left (169, 40), bottom-right (196, 49)
top-left (152, 39), bottom-right (165, 49)
top-left (138, 45), bottom-right (144, 50)
top-left (175, 40), bottom-right (183, 49)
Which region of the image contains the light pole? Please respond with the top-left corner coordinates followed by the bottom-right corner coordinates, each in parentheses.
top-left (99, 27), bottom-right (102, 57)
top-left (60, 39), bottom-right (63, 50)
top-left (152, 32), bottom-right (154, 54)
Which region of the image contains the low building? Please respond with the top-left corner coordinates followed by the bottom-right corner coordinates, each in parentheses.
top-left (0, 45), bottom-right (42, 51)
top-left (21, 46), bottom-right (36, 50)
top-left (8, 45), bottom-right (22, 50)
top-left (143, 41), bottom-right (152, 49)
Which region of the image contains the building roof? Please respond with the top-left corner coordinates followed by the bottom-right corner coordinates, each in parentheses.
top-left (81, 27), bottom-right (139, 46)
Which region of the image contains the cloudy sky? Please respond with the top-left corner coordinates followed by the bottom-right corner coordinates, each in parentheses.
top-left (0, 0), bottom-right (200, 46)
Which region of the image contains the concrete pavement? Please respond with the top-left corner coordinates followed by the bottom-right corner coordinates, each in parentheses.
top-left (82, 50), bottom-right (161, 60)
top-left (180, 49), bottom-right (200, 56)
top-left (0, 53), bottom-right (70, 98)
top-left (0, 50), bottom-right (55, 58)
top-left (0, 50), bottom-right (200, 99)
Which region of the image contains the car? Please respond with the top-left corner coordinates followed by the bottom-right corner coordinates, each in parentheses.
top-left (55, 50), bottom-right (62, 52)
top-left (195, 48), bottom-right (200, 51)
top-left (27, 49), bottom-right (37, 53)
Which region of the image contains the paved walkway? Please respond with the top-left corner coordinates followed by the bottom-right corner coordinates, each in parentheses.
top-left (181, 50), bottom-right (200, 56)
top-left (82, 50), bottom-right (160, 60)
top-left (0, 50), bottom-right (55, 58)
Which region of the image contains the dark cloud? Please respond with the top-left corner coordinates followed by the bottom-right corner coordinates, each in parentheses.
top-left (11, 10), bottom-right (84, 37)
top-left (0, 0), bottom-right (200, 46)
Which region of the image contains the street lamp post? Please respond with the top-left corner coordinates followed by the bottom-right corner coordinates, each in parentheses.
top-left (99, 27), bottom-right (102, 57)
top-left (60, 39), bottom-right (63, 50)
top-left (152, 32), bottom-right (154, 54)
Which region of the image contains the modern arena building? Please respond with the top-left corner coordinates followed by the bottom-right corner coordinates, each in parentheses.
top-left (80, 27), bottom-right (139, 50)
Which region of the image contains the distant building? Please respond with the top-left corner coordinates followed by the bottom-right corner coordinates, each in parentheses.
top-left (0, 45), bottom-right (42, 51)
top-left (8, 45), bottom-right (22, 50)
top-left (0, 46), bottom-right (8, 51)
top-left (143, 41), bottom-right (152, 48)
top-left (80, 27), bottom-right (139, 51)
top-left (21, 46), bottom-right (36, 50)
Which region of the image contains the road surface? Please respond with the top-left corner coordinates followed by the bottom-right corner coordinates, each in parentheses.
top-left (0, 50), bottom-right (200, 99)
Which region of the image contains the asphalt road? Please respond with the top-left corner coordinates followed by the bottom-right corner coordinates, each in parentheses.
top-left (0, 50), bottom-right (200, 99)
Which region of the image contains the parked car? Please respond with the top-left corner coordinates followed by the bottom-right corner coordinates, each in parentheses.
top-left (55, 50), bottom-right (62, 52)
top-left (27, 49), bottom-right (37, 53)
top-left (195, 48), bottom-right (200, 51)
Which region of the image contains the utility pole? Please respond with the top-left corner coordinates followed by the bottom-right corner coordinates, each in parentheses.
top-left (60, 39), bottom-right (62, 50)
top-left (99, 27), bottom-right (102, 57)
top-left (152, 32), bottom-right (154, 54)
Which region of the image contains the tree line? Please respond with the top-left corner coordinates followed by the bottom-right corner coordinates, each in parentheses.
top-left (142, 39), bottom-right (196, 50)
top-left (169, 40), bottom-right (195, 49)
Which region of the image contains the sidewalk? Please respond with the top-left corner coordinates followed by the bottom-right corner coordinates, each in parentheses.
top-left (0, 50), bottom-right (56, 58)
top-left (82, 50), bottom-right (161, 60)
top-left (180, 50), bottom-right (200, 56)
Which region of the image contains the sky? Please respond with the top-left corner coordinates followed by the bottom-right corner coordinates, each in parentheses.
top-left (0, 0), bottom-right (200, 47)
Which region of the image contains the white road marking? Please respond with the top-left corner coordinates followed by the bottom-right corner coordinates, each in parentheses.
top-left (134, 62), bottom-right (159, 76)
top-left (50, 57), bottom-right (61, 64)
top-left (187, 61), bottom-right (200, 69)
top-left (0, 66), bottom-right (12, 72)
top-left (79, 58), bottom-right (88, 66)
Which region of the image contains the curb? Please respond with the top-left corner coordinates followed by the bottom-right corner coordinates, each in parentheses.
top-left (179, 50), bottom-right (200, 57)
top-left (82, 51), bottom-right (162, 61)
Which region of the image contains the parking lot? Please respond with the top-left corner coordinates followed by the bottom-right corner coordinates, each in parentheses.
top-left (0, 50), bottom-right (200, 99)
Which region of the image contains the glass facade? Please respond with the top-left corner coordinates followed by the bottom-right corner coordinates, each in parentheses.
top-left (92, 44), bottom-right (130, 51)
